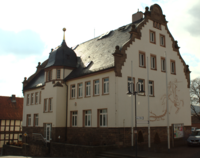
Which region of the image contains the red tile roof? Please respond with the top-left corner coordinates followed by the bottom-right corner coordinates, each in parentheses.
top-left (0, 96), bottom-right (23, 120)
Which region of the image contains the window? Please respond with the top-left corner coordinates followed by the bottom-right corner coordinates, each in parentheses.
top-left (150, 30), bottom-right (156, 44)
top-left (39, 91), bottom-right (41, 104)
top-left (103, 78), bottom-right (109, 94)
top-left (85, 81), bottom-right (91, 97)
top-left (171, 60), bottom-right (176, 74)
top-left (150, 54), bottom-right (157, 70)
top-left (138, 79), bottom-right (145, 95)
top-left (149, 81), bottom-right (154, 96)
top-left (71, 85), bottom-right (75, 99)
top-left (27, 115), bottom-right (31, 126)
top-left (44, 99), bottom-right (48, 112)
top-left (128, 77), bottom-right (135, 93)
top-left (94, 80), bottom-right (99, 95)
top-left (31, 93), bottom-right (34, 104)
top-left (84, 110), bottom-right (91, 127)
top-left (160, 34), bottom-right (165, 47)
top-left (34, 114), bottom-right (38, 126)
top-left (35, 92), bottom-right (38, 104)
top-left (57, 69), bottom-right (61, 79)
top-left (49, 98), bottom-right (52, 111)
top-left (161, 57), bottom-right (166, 72)
top-left (78, 83), bottom-right (83, 98)
top-left (99, 109), bottom-right (107, 127)
top-left (139, 52), bottom-right (146, 68)
top-left (71, 111), bottom-right (77, 127)
top-left (153, 21), bottom-right (161, 30)
top-left (27, 94), bottom-right (29, 105)
top-left (47, 70), bottom-right (52, 81)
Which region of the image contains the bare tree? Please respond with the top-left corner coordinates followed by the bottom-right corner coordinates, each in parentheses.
top-left (190, 78), bottom-right (200, 120)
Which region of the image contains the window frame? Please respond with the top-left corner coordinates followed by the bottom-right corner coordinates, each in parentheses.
top-left (93, 79), bottom-right (100, 96)
top-left (170, 60), bottom-right (176, 75)
top-left (27, 114), bottom-right (31, 127)
top-left (77, 82), bottom-right (83, 98)
top-left (46, 69), bottom-right (52, 82)
top-left (27, 94), bottom-right (30, 105)
top-left (49, 98), bottom-right (53, 112)
top-left (31, 93), bottom-right (34, 105)
top-left (56, 69), bottom-right (61, 79)
top-left (138, 78), bottom-right (145, 96)
top-left (34, 114), bottom-right (39, 127)
top-left (70, 84), bottom-right (76, 99)
top-left (83, 110), bottom-right (92, 127)
top-left (71, 111), bottom-right (78, 127)
top-left (44, 99), bottom-right (48, 112)
top-left (153, 21), bottom-right (161, 30)
top-left (139, 51), bottom-right (146, 68)
top-left (85, 81), bottom-right (91, 97)
top-left (161, 57), bottom-right (166, 72)
top-left (102, 77), bottom-right (109, 95)
top-left (127, 77), bottom-right (135, 93)
top-left (39, 91), bottom-right (41, 104)
top-left (149, 80), bottom-right (154, 97)
top-left (150, 54), bottom-right (157, 70)
top-left (149, 30), bottom-right (156, 44)
top-left (160, 34), bottom-right (165, 47)
top-left (98, 109), bottom-right (108, 127)
top-left (35, 92), bottom-right (38, 104)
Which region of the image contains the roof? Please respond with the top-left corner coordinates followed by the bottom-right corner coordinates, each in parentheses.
top-left (65, 18), bottom-right (144, 80)
top-left (0, 96), bottom-right (23, 120)
top-left (45, 40), bottom-right (77, 68)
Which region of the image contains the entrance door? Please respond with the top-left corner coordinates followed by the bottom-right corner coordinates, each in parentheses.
top-left (46, 124), bottom-right (51, 142)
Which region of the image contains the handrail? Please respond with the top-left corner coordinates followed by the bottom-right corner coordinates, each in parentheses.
top-left (32, 133), bottom-right (46, 144)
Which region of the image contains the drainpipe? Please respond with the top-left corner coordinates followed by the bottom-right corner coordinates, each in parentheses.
top-left (65, 82), bottom-right (68, 142)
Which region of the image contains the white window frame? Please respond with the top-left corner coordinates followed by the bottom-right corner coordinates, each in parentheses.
top-left (99, 109), bottom-right (107, 127)
top-left (71, 85), bottom-right (75, 98)
top-left (139, 52), bottom-right (145, 67)
top-left (160, 35), bottom-right (165, 46)
top-left (171, 61), bottom-right (175, 74)
top-left (94, 80), bottom-right (99, 95)
top-left (49, 98), bottom-right (52, 111)
top-left (151, 56), bottom-right (156, 69)
top-left (150, 31), bottom-right (155, 43)
top-left (44, 99), bottom-right (48, 112)
top-left (31, 93), bottom-right (34, 104)
top-left (128, 77), bottom-right (134, 93)
top-left (138, 79), bottom-right (145, 95)
top-left (86, 82), bottom-right (91, 96)
top-left (72, 111), bottom-right (77, 127)
top-left (149, 81), bottom-right (154, 96)
top-left (85, 110), bottom-right (91, 127)
top-left (27, 94), bottom-right (29, 105)
top-left (35, 92), bottom-right (38, 104)
top-left (78, 83), bottom-right (83, 97)
top-left (161, 58), bottom-right (166, 71)
top-left (57, 69), bottom-right (61, 79)
top-left (34, 114), bottom-right (38, 126)
top-left (103, 78), bottom-right (109, 94)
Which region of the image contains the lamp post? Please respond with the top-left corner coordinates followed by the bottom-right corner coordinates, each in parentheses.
top-left (127, 82), bottom-right (145, 158)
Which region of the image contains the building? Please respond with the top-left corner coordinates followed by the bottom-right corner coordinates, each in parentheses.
top-left (22, 4), bottom-right (191, 146)
top-left (0, 95), bottom-right (23, 150)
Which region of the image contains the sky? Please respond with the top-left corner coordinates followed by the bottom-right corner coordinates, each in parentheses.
top-left (0, 0), bottom-right (200, 97)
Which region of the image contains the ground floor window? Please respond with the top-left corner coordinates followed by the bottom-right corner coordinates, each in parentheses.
top-left (99, 109), bottom-right (107, 127)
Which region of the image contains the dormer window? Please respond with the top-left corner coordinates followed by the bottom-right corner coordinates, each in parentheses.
top-left (46, 70), bottom-right (52, 82)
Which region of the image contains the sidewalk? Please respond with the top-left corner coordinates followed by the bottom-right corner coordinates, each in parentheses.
top-left (105, 143), bottom-right (200, 158)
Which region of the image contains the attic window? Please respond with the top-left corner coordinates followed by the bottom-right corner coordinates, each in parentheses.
top-left (118, 24), bottom-right (131, 32)
top-left (85, 61), bottom-right (93, 69)
top-left (36, 83), bottom-right (42, 87)
top-left (98, 31), bottom-right (113, 40)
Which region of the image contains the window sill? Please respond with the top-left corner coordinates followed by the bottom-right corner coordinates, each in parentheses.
top-left (102, 93), bottom-right (109, 96)
top-left (85, 96), bottom-right (91, 98)
top-left (151, 68), bottom-right (157, 71)
top-left (150, 41), bottom-right (156, 44)
top-left (138, 94), bottom-right (146, 96)
top-left (171, 73), bottom-right (176, 75)
top-left (77, 97), bottom-right (83, 99)
top-left (93, 94), bottom-right (100, 97)
top-left (139, 66), bottom-right (146, 68)
top-left (160, 45), bottom-right (166, 48)
top-left (149, 95), bottom-right (155, 97)
top-left (161, 70), bottom-right (166, 73)
top-left (70, 98), bottom-right (75, 100)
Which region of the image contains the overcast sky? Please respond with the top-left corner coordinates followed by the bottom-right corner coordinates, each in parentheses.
top-left (0, 0), bottom-right (200, 97)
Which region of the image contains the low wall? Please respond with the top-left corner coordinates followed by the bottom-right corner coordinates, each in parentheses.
top-left (50, 142), bottom-right (117, 158)
top-left (3, 145), bottom-right (22, 156)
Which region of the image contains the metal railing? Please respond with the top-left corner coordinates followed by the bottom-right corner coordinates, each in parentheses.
top-left (32, 133), bottom-right (46, 145)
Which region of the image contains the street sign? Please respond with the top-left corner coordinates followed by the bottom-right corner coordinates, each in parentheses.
top-left (24, 133), bottom-right (28, 137)
top-left (137, 116), bottom-right (144, 120)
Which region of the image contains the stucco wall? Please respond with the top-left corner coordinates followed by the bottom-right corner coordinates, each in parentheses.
top-left (117, 19), bottom-right (191, 127)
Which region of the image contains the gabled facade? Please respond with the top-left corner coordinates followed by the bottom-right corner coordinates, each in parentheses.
top-left (0, 95), bottom-right (23, 150)
top-left (22, 4), bottom-right (191, 146)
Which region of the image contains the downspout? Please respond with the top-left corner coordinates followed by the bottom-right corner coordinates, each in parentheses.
top-left (65, 82), bottom-right (68, 142)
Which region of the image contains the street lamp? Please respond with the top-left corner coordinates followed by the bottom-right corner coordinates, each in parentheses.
top-left (127, 81), bottom-right (145, 158)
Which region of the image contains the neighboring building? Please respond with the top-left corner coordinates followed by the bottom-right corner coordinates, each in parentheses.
top-left (0, 95), bottom-right (23, 150)
top-left (22, 4), bottom-right (191, 146)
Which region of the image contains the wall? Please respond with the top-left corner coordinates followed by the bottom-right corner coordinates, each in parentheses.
top-left (67, 71), bottom-right (116, 127)
top-left (117, 19), bottom-right (191, 128)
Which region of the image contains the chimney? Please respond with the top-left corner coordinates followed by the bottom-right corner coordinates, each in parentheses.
top-left (132, 11), bottom-right (143, 23)
top-left (11, 94), bottom-right (16, 102)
